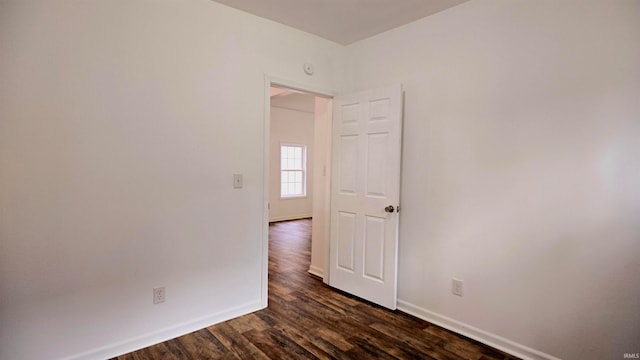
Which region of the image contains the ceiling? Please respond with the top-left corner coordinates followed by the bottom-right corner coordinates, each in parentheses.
top-left (211, 0), bottom-right (469, 45)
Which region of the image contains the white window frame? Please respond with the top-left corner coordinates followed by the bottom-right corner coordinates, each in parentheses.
top-left (280, 143), bottom-right (307, 199)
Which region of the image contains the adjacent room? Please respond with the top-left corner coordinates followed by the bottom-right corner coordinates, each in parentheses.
top-left (1, 1), bottom-right (638, 359)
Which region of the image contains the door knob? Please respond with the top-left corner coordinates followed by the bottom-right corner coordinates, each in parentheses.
top-left (384, 205), bottom-right (395, 213)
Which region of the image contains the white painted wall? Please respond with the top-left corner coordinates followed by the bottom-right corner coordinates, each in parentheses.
top-left (3, 0), bottom-right (638, 359)
top-left (348, 1), bottom-right (640, 359)
top-left (269, 94), bottom-right (315, 222)
top-left (0, 1), bottom-right (348, 359)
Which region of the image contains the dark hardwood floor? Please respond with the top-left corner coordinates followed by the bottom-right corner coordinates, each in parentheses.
top-left (114, 219), bottom-right (517, 360)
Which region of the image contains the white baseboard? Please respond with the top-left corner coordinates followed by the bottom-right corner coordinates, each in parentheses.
top-left (269, 214), bottom-right (312, 222)
top-left (396, 300), bottom-right (561, 360)
top-left (308, 265), bottom-right (324, 278)
top-left (64, 300), bottom-right (263, 360)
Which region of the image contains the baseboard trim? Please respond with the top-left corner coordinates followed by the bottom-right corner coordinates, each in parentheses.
top-left (64, 300), bottom-right (263, 360)
top-left (269, 214), bottom-right (312, 223)
top-left (308, 265), bottom-right (324, 279)
top-left (396, 300), bottom-right (561, 360)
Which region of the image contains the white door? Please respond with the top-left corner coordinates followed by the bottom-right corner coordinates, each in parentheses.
top-left (329, 85), bottom-right (403, 310)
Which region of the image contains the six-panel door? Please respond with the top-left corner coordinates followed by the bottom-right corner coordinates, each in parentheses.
top-left (329, 85), bottom-right (403, 310)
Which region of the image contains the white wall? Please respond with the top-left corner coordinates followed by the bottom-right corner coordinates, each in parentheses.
top-left (348, 1), bottom-right (640, 359)
top-left (269, 94), bottom-right (315, 221)
top-left (0, 1), bottom-right (347, 359)
top-left (3, 0), bottom-right (639, 359)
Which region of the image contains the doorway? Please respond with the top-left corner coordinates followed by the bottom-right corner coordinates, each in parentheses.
top-left (262, 79), bottom-right (334, 308)
top-left (263, 80), bottom-right (403, 310)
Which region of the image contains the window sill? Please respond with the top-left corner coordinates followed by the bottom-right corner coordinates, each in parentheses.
top-left (280, 195), bottom-right (307, 200)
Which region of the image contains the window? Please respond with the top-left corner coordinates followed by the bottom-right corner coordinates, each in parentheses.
top-left (280, 144), bottom-right (306, 198)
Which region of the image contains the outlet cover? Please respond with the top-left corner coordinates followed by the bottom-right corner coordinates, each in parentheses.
top-left (153, 286), bottom-right (165, 304)
top-left (452, 278), bottom-right (463, 296)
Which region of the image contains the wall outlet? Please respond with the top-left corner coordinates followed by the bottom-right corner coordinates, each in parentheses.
top-left (153, 286), bottom-right (165, 304)
top-left (452, 278), bottom-right (463, 296)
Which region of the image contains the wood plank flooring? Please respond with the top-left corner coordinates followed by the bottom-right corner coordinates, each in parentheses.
top-left (114, 219), bottom-right (517, 360)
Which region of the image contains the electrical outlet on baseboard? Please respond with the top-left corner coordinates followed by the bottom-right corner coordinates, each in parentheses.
top-left (452, 278), bottom-right (463, 297)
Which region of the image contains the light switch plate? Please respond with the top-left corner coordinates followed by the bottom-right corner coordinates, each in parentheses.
top-left (233, 174), bottom-right (243, 189)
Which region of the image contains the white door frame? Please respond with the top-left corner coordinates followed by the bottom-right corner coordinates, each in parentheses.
top-left (261, 75), bottom-right (335, 307)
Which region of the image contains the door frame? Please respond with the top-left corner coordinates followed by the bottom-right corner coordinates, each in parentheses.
top-left (261, 75), bottom-right (335, 307)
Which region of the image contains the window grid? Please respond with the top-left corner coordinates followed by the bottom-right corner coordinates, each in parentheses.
top-left (280, 145), bottom-right (306, 198)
